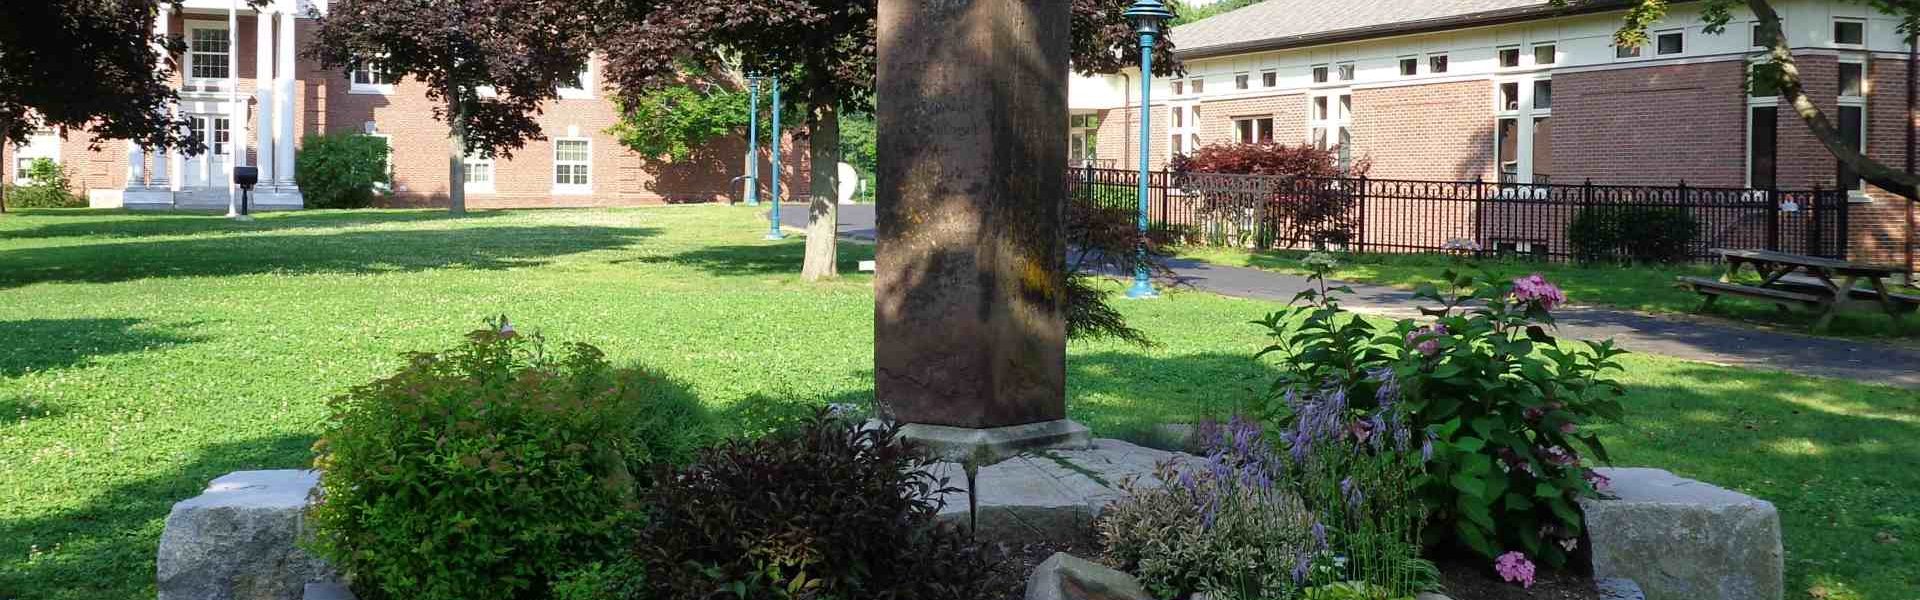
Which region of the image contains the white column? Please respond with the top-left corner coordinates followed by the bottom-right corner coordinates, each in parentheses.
top-left (153, 4), bottom-right (175, 191)
top-left (127, 142), bottom-right (146, 189)
top-left (254, 5), bottom-right (275, 185)
top-left (227, 0), bottom-right (242, 215)
top-left (275, 6), bottom-right (296, 189)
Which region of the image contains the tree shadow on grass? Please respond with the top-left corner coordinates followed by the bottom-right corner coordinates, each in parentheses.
top-left (2, 209), bottom-right (510, 241)
top-left (622, 242), bottom-right (876, 278)
top-left (0, 318), bottom-right (204, 377)
top-left (0, 434), bottom-right (318, 600)
top-left (1584, 363), bottom-right (1920, 596)
top-left (1065, 350), bottom-right (1279, 444)
top-left (0, 224), bottom-right (658, 289)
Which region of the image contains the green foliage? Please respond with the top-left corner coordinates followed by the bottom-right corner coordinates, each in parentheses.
top-left (307, 317), bottom-right (714, 600)
top-left (633, 411), bottom-right (1001, 599)
top-left (1098, 417), bottom-right (1436, 600)
top-left (610, 85), bottom-right (751, 162)
top-left (1257, 258), bottom-right (1628, 568)
top-left (837, 112), bottom-right (875, 202)
top-left (1171, 0), bottom-right (1267, 26)
top-left (294, 133), bottom-right (391, 209)
top-left (1567, 205), bottom-right (1700, 265)
top-left (5, 158), bottom-right (83, 208)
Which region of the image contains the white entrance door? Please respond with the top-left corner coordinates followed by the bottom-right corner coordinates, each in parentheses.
top-left (184, 115), bottom-right (232, 188)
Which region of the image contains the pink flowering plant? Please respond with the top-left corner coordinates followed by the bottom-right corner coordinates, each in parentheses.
top-left (1257, 260), bottom-right (1628, 568)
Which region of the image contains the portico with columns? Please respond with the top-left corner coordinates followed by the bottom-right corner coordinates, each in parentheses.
top-left (124, 0), bottom-right (304, 210)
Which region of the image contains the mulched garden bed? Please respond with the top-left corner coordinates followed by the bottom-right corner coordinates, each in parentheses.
top-left (1436, 555), bottom-right (1599, 600)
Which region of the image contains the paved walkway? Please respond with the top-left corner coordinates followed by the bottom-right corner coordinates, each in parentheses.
top-left (785, 204), bottom-right (1920, 388)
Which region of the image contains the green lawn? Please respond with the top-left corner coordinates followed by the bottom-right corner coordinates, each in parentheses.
top-left (1178, 246), bottom-right (1919, 340)
top-left (1, 207), bottom-right (1914, 600)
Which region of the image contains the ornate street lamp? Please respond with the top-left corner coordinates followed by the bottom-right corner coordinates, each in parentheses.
top-left (1123, 0), bottom-right (1174, 299)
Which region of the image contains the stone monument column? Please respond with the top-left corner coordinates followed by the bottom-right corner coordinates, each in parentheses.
top-left (875, 0), bottom-right (1088, 462)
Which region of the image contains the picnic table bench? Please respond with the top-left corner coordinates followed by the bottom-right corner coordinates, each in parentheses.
top-left (1674, 249), bottom-right (1917, 333)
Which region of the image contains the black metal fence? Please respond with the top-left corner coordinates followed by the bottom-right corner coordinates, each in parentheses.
top-left (1071, 167), bottom-right (1850, 262)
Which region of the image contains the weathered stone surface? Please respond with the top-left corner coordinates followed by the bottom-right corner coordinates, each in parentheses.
top-left (303, 582), bottom-right (356, 600)
top-left (1578, 468), bottom-right (1783, 600)
top-left (931, 439), bottom-right (1199, 543)
top-left (158, 470), bottom-right (337, 600)
top-left (1025, 553), bottom-right (1152, 600)
top-left (900, 419), bottom-right (1092, 463)
top-left (873, 0), bottom-right (1072, 430)
top-left (1598, 578), bottom-right (1648, 600)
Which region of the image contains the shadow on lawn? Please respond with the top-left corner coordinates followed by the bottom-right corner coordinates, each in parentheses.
top-left (1598, 364), bottom-right (1920, 595)
top-left (0, 224), bottom-right (658, 289)
top-left (624, 242), bottom-right (876, 278)
top-left (1065, 350), bottom-right (1278, 442)
top-left (0, 433), bottom-right (318, 600)
top-left (2, 209), bottom-right (508, 241)
top-left (0, 318), bottom-right (204, 377)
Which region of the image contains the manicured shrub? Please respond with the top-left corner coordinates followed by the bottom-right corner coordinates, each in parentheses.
top-left (1170, 143), bottom-right (1371, 250)
top-left (633, 411), bottom-right (1000, 600)
top-left (1098, 416), bottom-right (1435, 600)
top-left (1169, 142), bottom-right (1370, 179)
top-left (307, 318), bottom-right (713, 600)
top-left (1567, 205), bottom-right (1700, 264)
top-left (5, 158), bottom-right (84, 208)
top-left (1257, 257), bottom-right (1627, 569)
top-left (295, 132), bottom-right (391, 208)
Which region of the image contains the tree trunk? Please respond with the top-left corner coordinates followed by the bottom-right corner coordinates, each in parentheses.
top-left (800, 91), bottom-right (840, 281)
top-left (448, 99), bottom-right (468, 216)
top-left (1750, 0), bottom-right (1920, 202)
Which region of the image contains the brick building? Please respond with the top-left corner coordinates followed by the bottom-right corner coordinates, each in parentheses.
top-left (1068, 0), bottom-right (1917, 268)
top-left (3, 0), bottom-right (806, 211)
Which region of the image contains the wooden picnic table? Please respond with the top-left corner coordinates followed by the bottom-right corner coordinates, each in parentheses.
top-left (1674, 248), bottom-right (1917, 332)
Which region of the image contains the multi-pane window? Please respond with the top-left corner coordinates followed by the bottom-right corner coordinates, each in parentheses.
top-left (554, 139), bottom-right (591, 189)
top-left (1235, 73), bottom-right (1249, 90)
top-left (1311, 65), bottom-right (1329, 83)
top-left (1500, 82), bottom-right (1520, 112)
top-left (11, 128), bottom-right (58, 184)
top-left (1533, 80), bottom-right (1553, 110)
top-left (1838, 105), bottom-right (1865, 192)
top-left (1188, 78), bottom-right (1204, 94)
top-left (1834, 19), bottom-right (1866, 46)
top-left (189, 27), bottom-right (231, 80)
top-left (1429, 54), bottom-right (1449, 74)
top-left (351, 59), bottom-right (394, 91)
top-left (1308, 92), bottom-right (1352, 170)
top-left (464, 154), bottom-right (494, 188)
top-left (1234, 117), bottom-right (1274, 144)
top-left (1399, 57), bottom-right (1418, 76)
top-left (1616, 44), bottom-right (1642, 59)
top-left (1750, 105), bottom-right (1779, 189)
top-left (1498, 47), bottom-right (1521, 68)
top-left (1839, 62), bottom-right (1866, 97)
top-left (189, 116), bottom-right (232, 156)
top-left (558, 66), bottom-right (593, 98)
top-left (1534, 44), bottom-right (1557, 66)
top-left (1656, 31), bottom-right (1685, 55)
top-left (1336, 63), bottom-right (1355, 81)
top-left (1167, 105), bottom-right (1200, 157)
top-left (1495, 77), bottom-right (1552, 185)
top-left (1261, 70), bottom-right (1276, 87)
top-left (1171, 80), bottom-right (1184, 95)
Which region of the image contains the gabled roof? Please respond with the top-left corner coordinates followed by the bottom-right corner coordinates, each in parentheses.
top-left (1171, 0), bottom-right (1635, 59)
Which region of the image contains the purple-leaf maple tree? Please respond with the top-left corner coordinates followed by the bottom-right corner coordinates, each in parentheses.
top-left (307, 0), bottom-right (602, 215)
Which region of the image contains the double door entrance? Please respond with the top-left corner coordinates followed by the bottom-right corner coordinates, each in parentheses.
top-left (182, 114), bottom-right (232, 188)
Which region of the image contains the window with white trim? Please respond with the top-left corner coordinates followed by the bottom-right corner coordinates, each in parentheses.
top-left (1533, 43), bottom-right (1557, 66)
top-left (1167, 104), bottom-right (1200, 156)
top-left (188, 25), bottom-right (231, 81)
top-left (1336, 62), bottom-right (1355, 81)
top-left (1615, 43), bottom-right (1643, 60)
top-left (1311, 65), bottom-right (1329, 83)
top-left (1655, 30), bottom-right (1685, 55)
top-left (351, 58), bottom-right (395, 93)
top-left (553, 138), bottom-right (592, 192)
top-left (1495, 76), bottom-right (1552, 185)
top-left (1309, 91), bottom-right (1353, 171)
top-left (1834, 18), bottom-right (1866, 47)
top-left (558, 64), bottom-right (593, 99)
top-left (1234, 72), bottom-right (1250, 90)
top-left (1234, 116), bottom-right (1274, 144)
top-left (1188, 78), bottom-right (1204, 94)
top-left (1261, 70), bottom-right (1276, 88)
top-left (11, 127), bottom-right (59, 184)
top-left (1747, 59), bottom-right (1781, 189)
top-left (1497, 46), bottom-right (1522, 69)
top-left (1398, 56), bottom-right (1418, 76)
top-left (1428, 54), bottom-right (1449, 74)
top-left (1837, 57), bottom-right (1867, 194)
top-left (464, 153), bottom-right (495, 192)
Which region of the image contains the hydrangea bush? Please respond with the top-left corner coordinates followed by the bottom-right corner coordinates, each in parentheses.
top-left (1256, 255), bottom-right (1628, 569)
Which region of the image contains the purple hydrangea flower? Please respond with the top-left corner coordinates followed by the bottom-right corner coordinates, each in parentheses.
top-left (1511, 274), bottom-right (1567, 311)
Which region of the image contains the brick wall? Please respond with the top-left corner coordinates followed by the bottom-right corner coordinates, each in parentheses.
top-left (1351, 81), bottom-right (1495, 181)
top-left (1194, 94), bottom-right (1307, 147)
top-left (1859, 55), bottom-right (1917, 268)
top-left (1093, 104), bottom-right (1168, 169)
top-left (1552, 61), bottom-right (1747, 187)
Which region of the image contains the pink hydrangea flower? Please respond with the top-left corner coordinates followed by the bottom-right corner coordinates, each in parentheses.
top-left (1495, 551), bottom-right (1536, 588)
top-left (1511, 274), bottom-right (1567, 311)
top-left (1406, 323), bottom-right (1449, 356)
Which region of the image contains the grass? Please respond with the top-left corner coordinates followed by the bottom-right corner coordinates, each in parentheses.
top-left (1178, 246), bottom-right (1919, 340)
top-left (0, 206), bottom-right (1914, 599)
